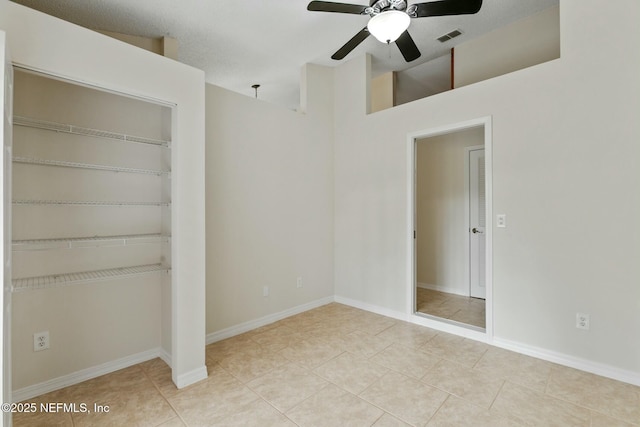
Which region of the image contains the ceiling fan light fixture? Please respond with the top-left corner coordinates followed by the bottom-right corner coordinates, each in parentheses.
top-left (367, 10), bottom-right (410, 43)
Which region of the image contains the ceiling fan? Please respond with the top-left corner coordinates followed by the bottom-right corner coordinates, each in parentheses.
top-left (307, 0), bottom-right (482, 62)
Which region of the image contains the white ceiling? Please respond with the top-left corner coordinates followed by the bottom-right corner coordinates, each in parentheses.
top-left (10, 0), bottom-right (558, 109)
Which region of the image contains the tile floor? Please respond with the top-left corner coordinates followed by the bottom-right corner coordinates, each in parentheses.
top-left (416, 288), bottom-right (486, 329)
top-left (14, 303), bottom-right (640, 427)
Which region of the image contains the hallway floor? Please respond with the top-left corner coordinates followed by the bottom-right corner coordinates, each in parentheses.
top-left (417, 287), bottom-right (486, 329)
top-left (15, 303), bottom-right (640, 426)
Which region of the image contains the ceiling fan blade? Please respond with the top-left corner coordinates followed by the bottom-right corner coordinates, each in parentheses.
top-left (331, 27), bottom-right (370, 60)
top-left (412, 0), bottom-right (482, 17)
top-left (395, 31), bottom-right (421, 62)
top-left (307, 1), bottom-right (369, 14)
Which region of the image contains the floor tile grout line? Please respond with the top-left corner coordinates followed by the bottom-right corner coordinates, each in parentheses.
top-left (243, 366), bottom-right (330, 425)
top-left (416, 362), bottom-right (507, 415)
top-left (139, 363), bottom-right (190, 427)
top-left (543, 364), bottom-right (554, 396)
top-left (425, 393), bottom-right (454, 426)
top-left (491, 377), bottom-right (634, 425)
top-left (231, 377), bottom-right (303, 426)
top-left (542, 388), bottom-right (640, 427)
top-left (369, 411), bottom-right (386, 426)
top-left (237, 345), bottom-right (358, 416)
top-left (373, 321), bottom-right (397, 337)
top-left (487, 378), bottom-right (507, 411)
top-left (358, 387), bottom-right (431, 427)
top-left (277, 379), bottom-right (336, 420)
top-left (355, 366), bottom-right (456, 424)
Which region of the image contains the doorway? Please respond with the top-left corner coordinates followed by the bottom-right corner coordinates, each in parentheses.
top-left (409, 117), bottom-right (492, 335)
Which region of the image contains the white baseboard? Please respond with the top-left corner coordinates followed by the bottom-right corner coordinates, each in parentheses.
top-left (206, 296), bottom-right (335, 345)
top-left (12, 347), bottom-right (165, 403)
top-left (410, 313), bottom-right (489, 342)
top-left (14, 296), bottom-right (639, 403)
top-left (174, 365), bottom-right (208, 389)
top-left (492, 337), bottom-right (640, 387)
top-left (417, 282), bottom-right (469, 297)
top-left (335, 295), bottom-right (640, 387)
top-left (334, 295), bottom-right (410, 322)
top-left (158, 347), bottom-right (172, 368)
top-left (335, 295), bottom-right (488, 342)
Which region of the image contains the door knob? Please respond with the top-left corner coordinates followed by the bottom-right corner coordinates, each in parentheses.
top-left (472, 228), bottom-right (482, 234)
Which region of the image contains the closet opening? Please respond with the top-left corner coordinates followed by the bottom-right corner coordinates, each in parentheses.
top-left (9, 68), bottom-right (173, 401)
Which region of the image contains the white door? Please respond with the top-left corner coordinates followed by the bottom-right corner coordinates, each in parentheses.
top-left (0, 30), bottom-right (13, 425)
top-left (469, 148), bottom-right (485, 299)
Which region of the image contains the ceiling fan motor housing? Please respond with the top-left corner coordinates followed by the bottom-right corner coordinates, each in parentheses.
top-left (365, 0), bottom-right (408, 16)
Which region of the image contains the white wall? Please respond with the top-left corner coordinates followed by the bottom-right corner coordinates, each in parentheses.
top-left (416, 128), bottom-right (483, 295)
top-left (396, 54), bottom-right (451, 107)
top-left (0, 0), bottom-right (207, 393)
top-left (455, 5), bottom-right (560, 88)
top-left (334, 0), bottom-right (640, 380)
top-left (205, 64), bottom-right (335, 335)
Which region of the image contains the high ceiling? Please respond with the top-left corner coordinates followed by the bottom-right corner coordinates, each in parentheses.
top-left (10, 0), bottom-right (558, 109)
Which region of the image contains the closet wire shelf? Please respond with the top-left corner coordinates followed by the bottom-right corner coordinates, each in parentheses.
top-left (13, 200), bottom-right (170, 207)
top-left (13, 234), bottom-right (170, 251)
top-left (12, 264), bottom-right (170, 292)
top-left (13, 156), bottom-right (169, 176)
top-left (13, 116), bottom-right (170, 148)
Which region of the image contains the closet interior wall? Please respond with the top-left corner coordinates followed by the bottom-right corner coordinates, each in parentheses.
top-left (10, 70), bottom-right (172, 391)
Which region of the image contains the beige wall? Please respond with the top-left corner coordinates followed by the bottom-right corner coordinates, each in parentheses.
top-left (370, 72), bottom-right (395, 113)
top-left (98, 30), bottom-right (178, 60)
top-left (416, 127), bottom-right (483, 295)
top-left (334, 0), bottom-right (640, 380)
top-left (455, 5), bottom-right (560, 88)
top-left (205, 64), bottom-right (335, 335)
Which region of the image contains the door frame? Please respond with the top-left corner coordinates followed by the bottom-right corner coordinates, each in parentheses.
top-left (466, 145), bottom-right (485, 299)
top-left (407, 116), bottom-right (493, 340)
top-left (1, 30), bottom-right (13, 424)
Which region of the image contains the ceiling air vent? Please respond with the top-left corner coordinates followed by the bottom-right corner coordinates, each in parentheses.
top-left (436, 29), bottom-right (463, 43)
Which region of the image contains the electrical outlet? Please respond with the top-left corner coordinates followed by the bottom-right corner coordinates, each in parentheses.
top-left (576, 313), bottom-right (590, 330)
top-left (296, 277), bottom-right (303, 288)
top-left (34, 331), bottom-right (50, 352)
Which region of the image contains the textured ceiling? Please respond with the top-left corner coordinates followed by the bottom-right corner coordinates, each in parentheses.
top-left (10, 0), bottom-right (558, 109)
